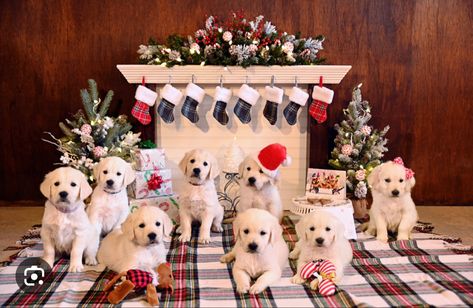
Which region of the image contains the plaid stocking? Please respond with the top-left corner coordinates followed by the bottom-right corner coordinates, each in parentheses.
top-left (181, 83), bottom-right (205, 123)
top-left (309, 77), bottom-right (334, 124)
top-left (234, 84), bottom-right (260, 124)
top-left (309, 100), bottom-right (330, 123)
top-left (213, 101), bottom-right (229, 125)
top-left (284, 86), bottom-right (309, 125)
top-left (131, 80), bottom-right (157, 125)
top-left (157, 84), bottom-right (183, 124)
top-left (263, 86), bottom-right (284, 125)
top-left (283, 102), bottom-right (302, 125)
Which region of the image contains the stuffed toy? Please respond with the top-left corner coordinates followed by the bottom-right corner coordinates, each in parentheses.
top-left (300, 259), bottom-right (337, 296)
top-left (104, 263), bottom-right (173, 306)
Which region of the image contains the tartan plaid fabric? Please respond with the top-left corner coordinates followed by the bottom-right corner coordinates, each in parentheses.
top-left (126, 269), bottom-right (153, 290)
top-left (263, 100), bottom-right (279, 125)
top-left (1, 218), bottom-right (473, 307)
top-left (283, 101), bottom-right (302, 125)
top-left (309, 99), bottom-right (329, 123)
top-left (157, 99), bottom-right (176, 123)
top-left (234, 99), bottom-right (253, 124)
top-left (131, 100), bottom-right (152, 125)
top-left (181, 96), bottom-right (199, 123)
top-left (213, 101), bottom-right (229, 125)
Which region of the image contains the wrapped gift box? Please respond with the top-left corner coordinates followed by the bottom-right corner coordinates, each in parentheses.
top-left (129, 194), bottom-right (180, 224)
top-left (128, 169), bottom-right (173, 199)
top-left (132, 148), bottom-right (166, 171)
top-left (291, 197), bottom-right (357, 240)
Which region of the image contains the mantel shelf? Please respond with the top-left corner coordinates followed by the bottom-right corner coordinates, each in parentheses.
top-left (117, 65), bottom-right (351, 85)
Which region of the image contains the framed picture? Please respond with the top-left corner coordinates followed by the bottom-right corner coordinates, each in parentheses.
top-left (306, 168), bottom-right (346, 200)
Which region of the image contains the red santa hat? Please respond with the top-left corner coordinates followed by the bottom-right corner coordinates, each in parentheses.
top-left (255, 143), bottom-right (292, 178)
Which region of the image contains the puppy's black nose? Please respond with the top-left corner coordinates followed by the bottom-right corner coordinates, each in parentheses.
top-left (59, 191), bottom-right (68, 199)
top-left (106, 179), bottom-right (114, 187)
top-left (148, 232), bottom-right (157, 241)
top-left (316, 237), bottom-right (324, 245)
top-left (193, 168), bottom-right (201, 175)
top-left (248, 177), bottom-right (256, 184)
top-left (392, 189), bottom-right (400, 196)
top-left (248, 242), bottom-right (258, 252)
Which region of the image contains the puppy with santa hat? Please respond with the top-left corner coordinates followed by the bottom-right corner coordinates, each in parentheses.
top-left (237, 143), bottom-right (291, 222)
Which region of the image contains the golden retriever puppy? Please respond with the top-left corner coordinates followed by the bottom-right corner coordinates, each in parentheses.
top-left (87, 156), bottom-right (136, 262)
top-left (39, 167), bottom-right (95, 272)
top-left (237, 156), bottom-right (283, 221)
top-left (220, 208), bottom-right (289, 294)
top-left (177, 149), bottom-right (224, 244)
top-left (289, 211), bottom-right (352, 289)
top-left (97, 206), bottom-right (173, 284)
top-left (364, 160), bottom-right (417, 242)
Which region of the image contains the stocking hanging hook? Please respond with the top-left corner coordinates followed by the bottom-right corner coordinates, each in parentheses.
top-left (295, 76), bottom-right (298, 87)
top-left (168, 75), bottom-right (172, 85)
top-left (271, 75), bottom-right (275, 87)
top-left (191, 74), bottom-right (195, 83)
top-left (220, 75), bottom-right (223, 87)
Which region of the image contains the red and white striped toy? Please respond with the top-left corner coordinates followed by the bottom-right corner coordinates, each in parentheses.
top-left (300, 259), bottom-right (337, 296)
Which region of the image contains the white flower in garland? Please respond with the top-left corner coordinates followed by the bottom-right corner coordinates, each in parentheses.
top-left (168, 50), bottom-right (182, 62)
top-left (120, 131), bottom-right (141, 147)
top-left (190, 43), bottom-right (200, 54)
top-left (263, 21), bottom-right (276, 35)
top-left (103, 117), bottom-right (114, 130)
top-left (60, 153), bottom-right (71, 164)
top-left (195, 29), bottom-right (207, 38)
top-left (282, 42), bottom-right (294, 54)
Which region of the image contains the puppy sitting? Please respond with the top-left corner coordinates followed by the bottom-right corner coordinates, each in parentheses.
top-left (87, 156), bottom-right (136, 261)
top-left (237, 143), bottom-right (291, 221)
top-left (177, 149), bottom-right (224, 244)
top-left (364, 158), bottom-right (417, 243)
top-left (289, 211), bottom-right (352, 289)
top-left (220, 208), bottom-right (289, 294)
top-left (97, 206), bottom-right (173, 283)
top-left (40, 167), bottom-right (96, 272)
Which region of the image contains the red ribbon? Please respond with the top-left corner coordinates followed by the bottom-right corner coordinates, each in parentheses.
top-left (147, 173), bottom-right (164, 191)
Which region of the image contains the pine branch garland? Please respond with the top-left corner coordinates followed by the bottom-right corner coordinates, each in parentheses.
top-left (99, 90), bottom-right (113, 117)
top-left (59, 122), bottom-right (74, 137)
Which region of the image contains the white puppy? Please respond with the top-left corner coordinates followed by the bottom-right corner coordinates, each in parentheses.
top-left (177, 149), bottom-right (224, 244)
top-left (289, 211), bottom-right (352, 289)
top-left (237, 156), bottom-right (283, 221)
top-left (40, 167), bottom-right (96, 272)
top-left (364, 161), bottom-right (417, 243)
top-left (97, 206), bottom-right (172, 284)
top-left (220, 208), bottom-right (289, 294)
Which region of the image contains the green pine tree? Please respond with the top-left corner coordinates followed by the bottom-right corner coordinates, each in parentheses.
top-left (328, 84), bottom-right (389, 199)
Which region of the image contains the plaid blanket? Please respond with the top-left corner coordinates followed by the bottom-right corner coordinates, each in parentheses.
top-left (1, 217), bottom-right (472, 307)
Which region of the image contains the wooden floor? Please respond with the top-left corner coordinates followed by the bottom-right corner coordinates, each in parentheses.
top-left (0, 206), bottom-right (472, 262)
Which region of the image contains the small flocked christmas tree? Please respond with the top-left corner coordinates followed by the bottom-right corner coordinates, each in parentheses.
top-left (329, 84), bottom-right (389, 205)
top-left (43, 79), bottom-right (141, 181)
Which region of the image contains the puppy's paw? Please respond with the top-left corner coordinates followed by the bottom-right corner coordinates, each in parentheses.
top-left (220, 253), bottom-right (235, 263)
top-left (175, 225), bottom-right (182, 234)
top-left (364, 228), bottom-right (376, 237)
top-left (236, 283), bottom-right (250, 294)
top-left (397, 233), bottom-right (410, 241)
top-left (249, 283), bottom-right (267, 294)
top-left (198, 235), bottom-right (211, 244)
top-left (69, 263), bottom-right (84, 273)
top-left (85, 256), bottom-right (97, 266)
top-left (211, 225), bottom-right (223, 233)
top-left (179, 233), bottom-right (191, 242)
top-left (376, 235), bottom-right (388, 243)
top-left (290, 274), bottom-right (305, 285)
top-left (309, 279), bottom-right (320, 291)
top-left (288, 250), bottom-right (299, 260)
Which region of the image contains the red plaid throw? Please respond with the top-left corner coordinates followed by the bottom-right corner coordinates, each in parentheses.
top-left (126, 269), bottom-right (153, 290)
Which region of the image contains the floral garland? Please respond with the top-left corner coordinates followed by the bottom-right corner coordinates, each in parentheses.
top-left (138, 11), bottom-right (325, 68)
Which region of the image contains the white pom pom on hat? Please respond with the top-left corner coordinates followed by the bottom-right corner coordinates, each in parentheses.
top-left (289, 86), bottom-right (310, 106)
top-left (312, 85), bottom-right (334, 104)
top-left (237, 84), bottom-right (260, 106)
top-left (264, 86), bottom-right (284, 104)
top-left (161, 84), bottom-right (184, 105)
top-left (255, 143), bottom-right (292, 178)
top-left (185, 83), bottom-right (206, 103)
top-left (135, 85), bottom-right (158, 107)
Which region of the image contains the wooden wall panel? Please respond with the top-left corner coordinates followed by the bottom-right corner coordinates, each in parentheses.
top-left (0, 0), bottom-right (471, 204)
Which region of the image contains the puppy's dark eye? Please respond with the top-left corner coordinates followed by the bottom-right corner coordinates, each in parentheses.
top-left (190, 159), bottom-right (195, 163)
top-left (260, 231), bottom-right (266, 236)
top-left (103, 170), bottom-right (108, 174)
top-left (310, 226), bottom-right (315, 231)
top-left (325, 227), bottom-right (331, 231)
top-left (259, 169), bottom-right (263, 174)
top-left (71, 182), bottom-right (77, 187)
top-left (203, 161), bottom-right (208, 166)
top-left (54, 181), bottom-right (60, 186)
top-left (385, 178), bottom-right (391, 183)
top-left (399, 179), bottom-right (404, 183)
top-left (156, 221), bottom-right (161, 227)
top-left (243, 229), bottom-right (249, 234)
top-left (247, 167), bottom-right (251, 171)
top-left (117, 172), bottom-right (122, 176)
top-left (139, 223), bottom-right (145, 228)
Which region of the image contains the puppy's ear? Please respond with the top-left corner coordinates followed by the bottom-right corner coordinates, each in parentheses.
top-left (367, 164), bottom-right (383, 191)
top-left (161, 212), bottom-right (174, 239)
top-left (238, 160), bottom-right (246, 179)
top-left (121, 213), bottom-right (135, 241)
top-left (78, 173), bottom-right (93, 201)
top-left (178, 151), bottom-right (192, 176)
top-left (123, 162), bottom-right (136, 186)
top-left (233, 214), bottom-right (242, 241)
top-left (404, 176), bottom-right (416, 193)
top-left (93, 160), bottom-right (103, 183)
top-left (39, 171), bottom-right (53, 200)
top-left (269, 219), bottom-right (283, 245)
top-left (295, 216), bottom-right (308, 241)
top-left (207, 153), bottom-right (220, 180)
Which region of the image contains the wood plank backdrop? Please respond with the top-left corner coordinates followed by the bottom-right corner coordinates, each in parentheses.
top-left (0, 0), bottom-right (472, 205)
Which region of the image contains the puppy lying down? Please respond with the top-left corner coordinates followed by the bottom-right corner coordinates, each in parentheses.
top-left (220, 208), bottom-right (289, 294)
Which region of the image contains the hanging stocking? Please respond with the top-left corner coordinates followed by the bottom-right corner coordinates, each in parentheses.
top-left (309, 77), bottom-right (334, 123)
top-left (263, 86), bottom-right (284, 125)
top-left (157, 84), bottom-right (183, 124)
top-left (181, 83), bottom-right (206, 123)
top-left (212, 86), bottom-right (232, 125)
top-left (283, 86), bottom-right (309, 125)
top-left (234, 84), bottom-right (260, 124)
top-left (131, 78), bottom-right (158, 125)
